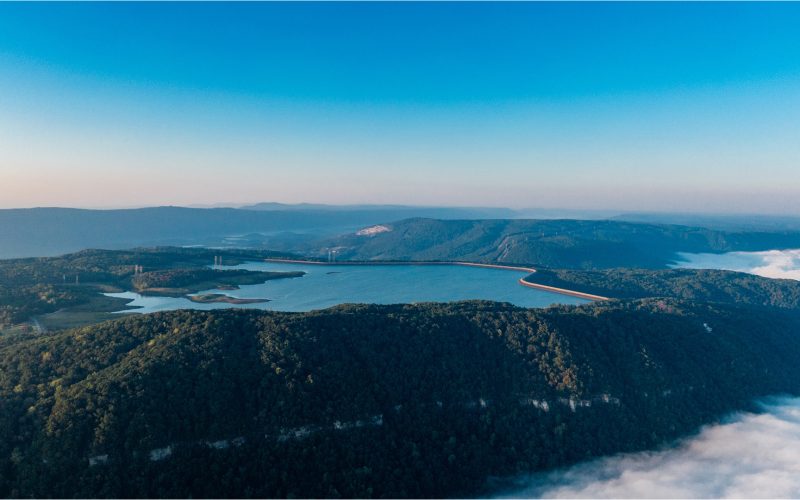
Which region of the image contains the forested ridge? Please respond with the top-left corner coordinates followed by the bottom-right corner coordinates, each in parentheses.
top-left (526, 268), bottom-right (800, 309)
top-left (316, 218), bottom-right (800, 269)
top-left (2, 300), bottom-right (800, 497)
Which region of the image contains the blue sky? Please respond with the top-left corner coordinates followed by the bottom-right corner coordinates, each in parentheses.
top-left (1, 2), bottom-right (799, 212)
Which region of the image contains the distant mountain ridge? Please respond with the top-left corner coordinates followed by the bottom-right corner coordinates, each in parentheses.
top-left (4, 206), bottom-right (800, 265)
top-left (242, 202), bottom-right (516, 217)
top-left (614, 212), bottom-right (800, 231)
top-left (0, 205), bottom-right (515, 259)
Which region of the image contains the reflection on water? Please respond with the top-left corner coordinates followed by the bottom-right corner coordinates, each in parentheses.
top-left (107, 261), bottom-right (588, 313)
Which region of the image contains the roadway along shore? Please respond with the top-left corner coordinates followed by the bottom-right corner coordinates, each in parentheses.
top-left (262, 258), bottom-right (610, 302)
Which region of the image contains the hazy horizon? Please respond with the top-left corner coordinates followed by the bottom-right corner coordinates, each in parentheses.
top-left (3, 202), bottom-right (800, 220)
top-left (2, 2), bottom-right (799, 213)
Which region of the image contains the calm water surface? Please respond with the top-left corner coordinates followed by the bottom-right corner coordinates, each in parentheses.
top-left (107, 261), bottom-right (588, 313)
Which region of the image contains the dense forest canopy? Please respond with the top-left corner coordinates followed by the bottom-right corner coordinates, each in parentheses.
top-left (1, 300), bottom-right (800, 497)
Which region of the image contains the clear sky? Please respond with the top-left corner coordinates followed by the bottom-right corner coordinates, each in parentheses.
top-left (1, 2), bottom-right (799, 213)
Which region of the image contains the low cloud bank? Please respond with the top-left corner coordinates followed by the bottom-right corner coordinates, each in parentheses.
top-left (497, 396), bottom-right (800, 499)
top-left (674, 249), bottom-right (800, 281)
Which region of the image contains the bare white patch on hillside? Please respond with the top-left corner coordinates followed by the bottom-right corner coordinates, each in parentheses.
top-left (356, 224), bottom-right (392, 236)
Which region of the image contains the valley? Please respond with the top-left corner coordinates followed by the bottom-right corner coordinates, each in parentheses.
top-left (1, 229), bottom-right (799, 497)
top-left (4, 3), bottom-right (799, 497)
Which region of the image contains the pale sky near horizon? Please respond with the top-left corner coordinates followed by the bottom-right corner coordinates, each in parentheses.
top-left (1, 2), bottom-right (799, 213)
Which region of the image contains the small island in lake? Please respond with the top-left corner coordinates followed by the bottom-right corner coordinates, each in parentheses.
top-left (132, 268), bottom-right (304, 297)
top-left (188, 293), bottom-right (270, 304)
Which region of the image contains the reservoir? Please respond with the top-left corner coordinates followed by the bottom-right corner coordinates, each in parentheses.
top-left (107, 261), bottom-right (589, 313)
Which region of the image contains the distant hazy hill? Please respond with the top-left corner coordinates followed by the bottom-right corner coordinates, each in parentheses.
top-left (614, 212), bottom-right (800, 232)
top-left (0, 205), bottom-right (515, 259)
top-left (314, 218), bottom-right (800, 269)
top-left (2, 300), bottom-right (800, 497)
top-left (242, 202), bottom-right (517, 218)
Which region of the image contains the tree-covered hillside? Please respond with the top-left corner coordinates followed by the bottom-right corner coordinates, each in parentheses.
top-left (316, 218), bottom-right (800, 269)
top-left (0, 248), bottom-right (299, 331)
top-left (526, 268), bottom-right (800, 309)
top-left (2, 300), bottom-right (800, 497)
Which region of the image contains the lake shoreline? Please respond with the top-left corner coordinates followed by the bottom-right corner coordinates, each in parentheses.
top-left (263, 258), bottom-right (610, 301)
